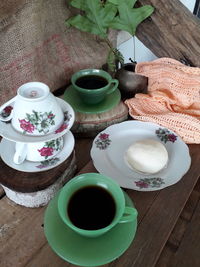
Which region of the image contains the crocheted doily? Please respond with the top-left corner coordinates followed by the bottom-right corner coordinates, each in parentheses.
top-left (125, 58), bottom-right (200, 144)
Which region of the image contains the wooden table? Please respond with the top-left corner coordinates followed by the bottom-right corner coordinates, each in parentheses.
top-left (0, 138), bottom-right (200, 267)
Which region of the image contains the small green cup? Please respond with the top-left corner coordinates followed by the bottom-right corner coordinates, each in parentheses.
top-left (71, 69), bottom-right (119, 105)
top-left (57, 173), bottom-right (138, 238)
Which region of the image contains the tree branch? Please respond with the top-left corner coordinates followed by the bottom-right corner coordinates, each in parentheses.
top-left (136, 0), bottom-right (200, 67)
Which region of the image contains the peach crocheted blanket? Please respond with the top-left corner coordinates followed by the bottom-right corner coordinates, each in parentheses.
top-left (125, 58), bottom-right (200, 144)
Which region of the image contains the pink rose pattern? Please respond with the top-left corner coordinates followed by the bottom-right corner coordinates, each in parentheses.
top-left (135, 178), bottom-right (165, 189)
top-left (99, 133), bottom-right (109, 140)
top-left (38, 147), bottom-right (54, 157)
top-left (55, 123), bottom-right (68, 134)
top-left (135, 181), bottom-right (149, 189)
top-left (156, 128), bottom-right (177, 143)
top-left (1, 105), bottom-right (13, 119)
top-left (36, 158), bottom-right (60, 169)
top-left (54, 111), bottom-right (72, 134)
top-left (37, 138), bottom-right (62, 159)
top-left (48, 113), bottom-right (54, 118)
top-left (19, 119), bottom-right (35, 133)
top-left (95, 133), bottom-right (111, 150)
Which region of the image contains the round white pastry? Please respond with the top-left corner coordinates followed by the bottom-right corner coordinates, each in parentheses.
top-left (124, 139), bottom-right (168, 174)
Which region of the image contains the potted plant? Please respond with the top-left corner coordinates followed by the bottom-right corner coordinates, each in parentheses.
top-left (66, 0), bottom-right (154, 98)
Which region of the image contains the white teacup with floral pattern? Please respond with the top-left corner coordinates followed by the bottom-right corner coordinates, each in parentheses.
top-left (13, 137), bottom-right (64, 164)
top-left (0, 82), bottom-right (64, 136)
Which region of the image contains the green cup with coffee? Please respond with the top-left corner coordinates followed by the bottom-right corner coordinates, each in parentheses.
top-left (71, 69), bottom-right (119, 105)
top-left (57, 173), bottom-right (138, 238)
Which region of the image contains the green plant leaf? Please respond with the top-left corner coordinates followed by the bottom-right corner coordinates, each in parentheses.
top-left (66, 0), bottom-right (117, 38)
top-left (107, 0), bottom-right (119, 5)
top-left (69, 0), bottom-right (89, 10)
top-left (109, 0), bottom-right (154, 36)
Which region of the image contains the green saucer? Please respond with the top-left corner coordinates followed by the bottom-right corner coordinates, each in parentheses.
top-left (44, 191), bottom-right (137, 267)
top-left (64, 85), bottom-right (121, 114)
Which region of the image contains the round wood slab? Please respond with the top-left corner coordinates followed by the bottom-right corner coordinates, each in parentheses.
top-left (1, 153), bottom-right (77, 208)
top-left (0, 151), bottom-right (76, 193)
top-left (71, 101), bottom-right (128, 137)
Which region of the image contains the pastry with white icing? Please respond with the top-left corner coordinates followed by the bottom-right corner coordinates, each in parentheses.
top-left (124, 139), bottom-right (168, 174)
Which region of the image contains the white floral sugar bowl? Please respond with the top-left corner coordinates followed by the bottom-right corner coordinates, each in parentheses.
top-left (0, 82), bottom-right (64, 136)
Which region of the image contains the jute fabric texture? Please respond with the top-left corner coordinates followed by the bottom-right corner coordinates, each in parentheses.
top-left (0, 0), bottom-right (116, 105)
top-left (125, 58), bottom-right (200, 144)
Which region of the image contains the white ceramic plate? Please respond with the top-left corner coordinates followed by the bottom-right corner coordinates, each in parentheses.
top-left (0, 98), bottom-right (75, 143)
top-left (90, 121), bottom-right (191, 191)
top-left (0, 131), bottom-right (75, 172)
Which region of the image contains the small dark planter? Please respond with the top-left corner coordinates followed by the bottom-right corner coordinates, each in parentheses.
top-left (115, 63), bottom-right (148, 99)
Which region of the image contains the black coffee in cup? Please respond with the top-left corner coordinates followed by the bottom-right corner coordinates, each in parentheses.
top-left (67, 185), bottom-right (116, 230)
top-left (75, 75), bottom-right (108, 90)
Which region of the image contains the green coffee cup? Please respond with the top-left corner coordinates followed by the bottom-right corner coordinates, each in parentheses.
top-left (71, 69), bottom-right (119, 105)
top-left (57, 173), bottom-right (138, 238)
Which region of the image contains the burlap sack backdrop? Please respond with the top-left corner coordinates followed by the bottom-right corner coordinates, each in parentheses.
top-left (0, 0), bottom-right (116, 105)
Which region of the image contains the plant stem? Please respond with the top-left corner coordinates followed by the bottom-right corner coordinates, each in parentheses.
top-left (133, 36), bottom-right (136, 62)
top-left (104, 38), bottom-right (116, 56)
top-left (104, 37), bottom-right (124, 65)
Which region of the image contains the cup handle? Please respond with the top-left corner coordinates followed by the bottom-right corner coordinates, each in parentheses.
top-left (119, 206), bottom-right (138, 223)
top-left (106, 79), bottom-right (119, 95)
top-left (0, 96), bottom-right (17, 121)
top-left (13, 143), bottom-right (28, 165)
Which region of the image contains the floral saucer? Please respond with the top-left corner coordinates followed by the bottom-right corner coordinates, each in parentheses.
top-left (90, 121), bottom-right (191, 191)
top-left (0, 131), bottom-right (74, 172)
top-left (0, 98), bottom-right (75, 143)
top-left (64, 85), bottom-right (121, 114)
top-left (44, 191), bottom-right (137, 266)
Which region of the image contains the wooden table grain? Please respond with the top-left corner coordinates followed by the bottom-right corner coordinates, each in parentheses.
top-left (0, 139), bottom-right (199, 267)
